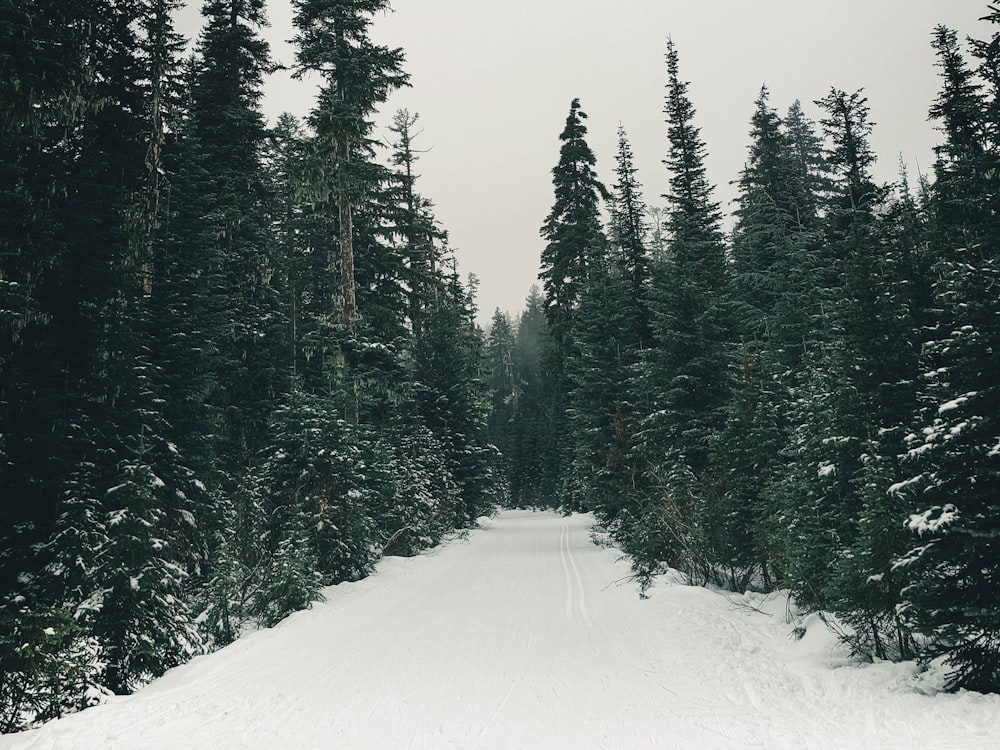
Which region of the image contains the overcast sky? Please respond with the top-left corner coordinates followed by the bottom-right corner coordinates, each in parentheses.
top-left (176, 1), bottom-right (988, 325)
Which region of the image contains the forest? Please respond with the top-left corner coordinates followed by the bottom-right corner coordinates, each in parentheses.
top-left (486, 12), bottom-right (1000, 697)
top-left (0, 0), bottom-right (500, 730)
top-left (1, 0), bottom-right (999, 733)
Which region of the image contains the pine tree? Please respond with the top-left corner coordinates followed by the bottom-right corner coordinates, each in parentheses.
top-left (731, 88), bottom-right (823, 349)
top-left (568, 246), bottom-right (642, 522)
top-left (567, 127), bottom-right (652, 526)
top-left (537, 98), bottom-right (609, 506)
top-left (726, 89), bottom-right (829, 587)
top-left (388, 109), bottom-right (440, 337)
top-left (929, 25), bottom-right (990, 242)
top-left (769, 89), bottom-right (923, 660)
top-left (187, 0), bottom-right (288, 471)
top-left (485, 308), bottom-right (517, 498)
top-left (0, 2), bottom-right (102, 620)
top-left (371, 419), bottom-right (462, 556)
top-left (609, 126), bottom-right (653, 349)
top-left (539, 98), bottom-right (609, 361)
top-left (251, 502), bottom-right (323, 628)
top-left (0, 0), bottom-right (211, 702)
top-left (414, 269), bottom-right (500, 525)
top-left (508, 287), bottom-right (556, 507)
top-left (292, 0), bottom-right (409, 334)
top-left (147, 0), bottom-right (291, 644)
top-left (895, 19), bottom-right (1000, 692)
top-left (267, 112), bottom-right (330, 389)
top-left (627, 40), bottom-right (732, 584)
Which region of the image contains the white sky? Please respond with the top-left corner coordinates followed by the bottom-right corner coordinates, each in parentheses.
top-left (175, 1), bottom-right (988, 325)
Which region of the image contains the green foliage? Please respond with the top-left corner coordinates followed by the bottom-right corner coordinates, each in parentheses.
top-left (567, 249), bottom-right (642, 521)
top-left (1, 0), bottom-right (497, 726)
top-left (620, 41), bottom-right (733, 579)
top-left (896, 25), bottom-right (1000, 685)
top-left (0, 599), bottom-right (104, 733)
top-left (539, 98), bottom-right (609, 361)
top-left (415, 275), bottom-right (501, 524)
top-left (198, 531), bottom-right (246, 648)
top-left (372, 422), bottom-right (463, 556)
top-left (495, 287), bottom-right (560, 508)
top-left (251, 509), bottom-right (324, 629)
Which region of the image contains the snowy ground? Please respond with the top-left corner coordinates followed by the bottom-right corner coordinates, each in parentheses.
top-left (3, 510), bottom-right (999, 749)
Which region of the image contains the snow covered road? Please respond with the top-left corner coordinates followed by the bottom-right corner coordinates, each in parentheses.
top-left (3, 510), bottom-right (999, 749)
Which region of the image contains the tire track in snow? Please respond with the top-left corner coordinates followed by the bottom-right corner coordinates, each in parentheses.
top-left (564, 520), bottom-right (591, 627)
top-left (559, 521), bottom-right (575, 623)
top-left (559, 520), bottom-right (591, 627)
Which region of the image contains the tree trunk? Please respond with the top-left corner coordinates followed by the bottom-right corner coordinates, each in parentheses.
top-left (338, 194), bottom-right (356, 333)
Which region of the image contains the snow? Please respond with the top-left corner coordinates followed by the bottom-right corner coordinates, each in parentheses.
top-left (3, 510), bottom-right (998, 750)
top-left (908, 504), bottom-right (960, 535)
top-left (938, 392), bottom-right (977, 414)
top-left (887, 474), bottom-right (922, 496)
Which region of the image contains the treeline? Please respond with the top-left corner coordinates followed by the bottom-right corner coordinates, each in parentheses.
top-left (0, 0), bottom-right (499, 730)
top-left (487, 13), bottom-right (1000, 692)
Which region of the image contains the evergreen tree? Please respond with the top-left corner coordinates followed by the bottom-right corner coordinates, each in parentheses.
top-left (568, 247), bottom-right (642, 523)
top-left (895, 19), bottom-right (1000, 692)
top-left (485, 308), bottom-right (517, 498)
top-left (538, 98), bottom-right (609, 360)
top-left (627, 40), bottom-right (732, 584)
top-left (537, 98), bottom-right (609, 506)
top-left (731, 88), bottom-right (822, 347)
top-left (609, 126), bottom-right (653, 349)
top-left (507, 287), bottom-right (556, 507)
top-left (927, 25), bottom-right (990, 247)
top-left (388, 109), bottom-right (440, 337)
top-left (770, 89), bottom-right (923, 660)
top-left (570, 127), bottom-right (651, 526)
top-left (726, 89), bottom-right (828, 587)
top-left (291, 0), bottom-right (409, 333)
top-left (0, 0), bottom-right (210, 703)
top-left (414, 269), bottom-right (499, 525)
top-left (150, 0), bottom-right (292, 644)
top-left (185, 0), bottom-right (288, 472)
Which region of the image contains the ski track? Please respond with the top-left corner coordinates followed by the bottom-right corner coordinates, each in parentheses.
top-left (2, 510), bottom-right (999, 750)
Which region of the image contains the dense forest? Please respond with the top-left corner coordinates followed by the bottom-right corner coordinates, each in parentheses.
top-left (2, 0), bottom-right (999, 734)
top-left (486, 11), bottom-right (1000, 695)
top-left (0, 0), bottom-right (500, 730)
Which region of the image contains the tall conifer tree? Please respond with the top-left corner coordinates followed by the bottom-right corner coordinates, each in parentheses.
top-left (896, 20), bottom-right (1000, 691)
top-left (539, 99), bottom-right (609, 361)
top-left (627, 40), bottom-right (732, 584)
top-left (537, 98), bottom-right (609, 506)
top-left (292, 0), bottom-right (409, 334)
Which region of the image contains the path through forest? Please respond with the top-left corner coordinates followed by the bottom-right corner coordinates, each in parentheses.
top-left (2, 510), bottom-right (998, 749)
